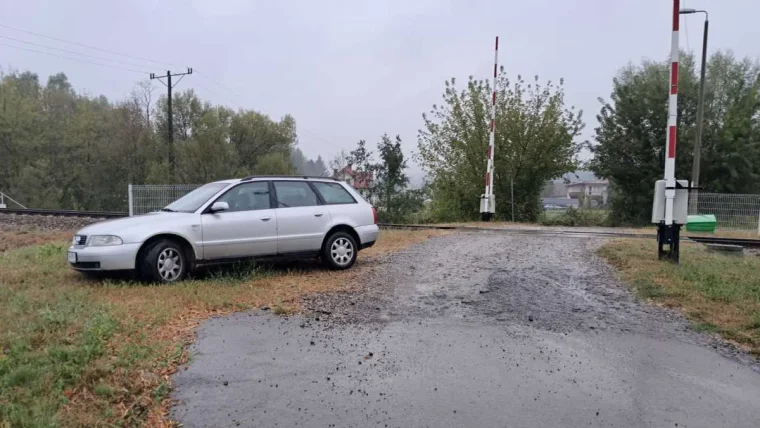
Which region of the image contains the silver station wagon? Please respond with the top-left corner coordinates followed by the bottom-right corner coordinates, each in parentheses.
top-left (67, 176), bottom-right (379, 282)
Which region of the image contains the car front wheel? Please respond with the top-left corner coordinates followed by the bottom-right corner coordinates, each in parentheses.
top-left (323, 231), bottom-right (357, 270)
top-left (139, 239), bottom-right (188, 283)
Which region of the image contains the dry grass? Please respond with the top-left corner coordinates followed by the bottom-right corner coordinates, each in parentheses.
top-left (0, 229), bottom-right (74, 252)
top-left (598, 239), bottom-right (760, 354)
top-left (0, 229), bottom-right (443, 427)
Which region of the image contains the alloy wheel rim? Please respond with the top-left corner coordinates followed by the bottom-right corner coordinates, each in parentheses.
top-left (330, 238), bottom-right (354, 266)
top-left (157, 248), bottom-right (182, 281)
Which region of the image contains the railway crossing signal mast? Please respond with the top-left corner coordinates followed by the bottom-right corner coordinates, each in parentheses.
top-left (480, 36), bottom-right (499, 221)
top-left (652, 0), bottom-right (689, 262)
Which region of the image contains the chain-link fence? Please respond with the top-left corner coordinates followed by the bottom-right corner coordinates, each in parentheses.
top-left (688, 192), bottom-right (760, 232)
top-left (128, 184), bottom-right (200, 216)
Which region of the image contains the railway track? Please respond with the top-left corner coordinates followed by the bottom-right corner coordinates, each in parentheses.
top-left (2, 210), bottom-right (759, 248)
top-left (379, 223), bottom-right (760, 248)
top-left (0, 208), bottom-right (127, 218)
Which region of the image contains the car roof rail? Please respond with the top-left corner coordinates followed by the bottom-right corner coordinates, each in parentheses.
top-left (240, 175), bottom-right (339, 182)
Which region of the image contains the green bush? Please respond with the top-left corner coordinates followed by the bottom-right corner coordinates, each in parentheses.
top-left (539, 207), bottom-right (609, 227)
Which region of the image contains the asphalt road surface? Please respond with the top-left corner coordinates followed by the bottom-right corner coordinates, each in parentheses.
top-left (172, 232), bottom-right (760, 427)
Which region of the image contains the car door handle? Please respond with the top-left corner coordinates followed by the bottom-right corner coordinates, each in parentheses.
top-left (314, 213), bottom-right (324, 217)
top-left (260, 216), bottom-right (271, 221)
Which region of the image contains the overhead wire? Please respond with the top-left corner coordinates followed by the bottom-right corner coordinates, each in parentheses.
top-left (0, 22), bottom-right (183, 69)
top-left (683, 0), bottom-right (691, 52)
top-left (0, 34), bottom-right (154, 71)
top-left (0, 22), bottom-right (337, 147)
top-left (192, 69), bottom-right (248, 109)
top-left (0, 42), bottom-right (149, 74)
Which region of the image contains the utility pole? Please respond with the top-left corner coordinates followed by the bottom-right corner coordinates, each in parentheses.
top-left (680, 8), bottom-right (709, 208)
top-left (150, 68), bottom-right (192, 179)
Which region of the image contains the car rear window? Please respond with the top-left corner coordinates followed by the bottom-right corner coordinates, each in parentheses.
top-left (273, 181), bottom-right (319, 208)
top-left (312, 182), bottom-right (357, 205)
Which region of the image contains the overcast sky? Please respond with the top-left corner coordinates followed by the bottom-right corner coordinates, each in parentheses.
top-left (2, 0), bottom-right (758, 182)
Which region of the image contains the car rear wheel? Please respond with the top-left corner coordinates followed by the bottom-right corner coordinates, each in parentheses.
top-left (139, 239), bottom-right (188, 283)
top-left (322, 231), bottom-right (357, 270)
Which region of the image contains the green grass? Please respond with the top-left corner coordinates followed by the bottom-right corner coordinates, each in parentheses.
top-left (599, 239), bottom-right (760, 353)
top-left (0, 243), bottom-right (272, 427)
top-left (0, 229), bottom-right (435, 426)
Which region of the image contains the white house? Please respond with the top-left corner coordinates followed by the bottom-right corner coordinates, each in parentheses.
top-left (566, 180), bottom-right (609, 207)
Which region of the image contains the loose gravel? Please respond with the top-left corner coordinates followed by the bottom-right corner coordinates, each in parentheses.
top-left (172, 232), bottom-right (760, 427)
top-left (0, 213), bottom-right (101, 231)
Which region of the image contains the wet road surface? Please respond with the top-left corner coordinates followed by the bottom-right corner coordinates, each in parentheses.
top-left (172, 233), bottom-right (760, 427)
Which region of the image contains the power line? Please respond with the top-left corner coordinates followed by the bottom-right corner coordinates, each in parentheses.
top-left (0, 34), bottom-right (153, 71)
top-left (193, 69), bottom-right (248, 109)
top-left (150, 68), bottom-right (194, 177)
top-left (190, 70), bottom-right (336, 146)
top-left (0, 22), bottom-right (184, 69)
top-left (0, 42), bottom-right (149, 74)
top-left (683, 0), bottom-right (691, 52)
top-left (0, 24), bottom-right (338, 152)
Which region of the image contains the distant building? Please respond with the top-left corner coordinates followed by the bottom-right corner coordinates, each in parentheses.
top-left (565, 180), bottom-right (609, 207)
top-left (333, 166), bottom-right (375, 202)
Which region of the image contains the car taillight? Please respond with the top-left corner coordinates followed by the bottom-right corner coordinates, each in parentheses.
top-left (372, 207), bottom-right (378, 224)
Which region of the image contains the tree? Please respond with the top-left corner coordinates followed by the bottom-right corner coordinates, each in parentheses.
top-left (0, 68), bottom-right (303, 211)
top-left (375, 134), bottom-right (409, 220)
top-left (291, 148), bottom-right (328, 176)
top-left (230, 110), bottom-right (296, 173)
top-left (418, 73), bottom-right (584, 222)
top-left (590, 51), bottom-right (760, 224)
top-left (329, 149), bottom-right (351, 175)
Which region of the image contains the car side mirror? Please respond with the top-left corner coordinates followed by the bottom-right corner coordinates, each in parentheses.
top-left (210, 201), bottom-right (229, 212)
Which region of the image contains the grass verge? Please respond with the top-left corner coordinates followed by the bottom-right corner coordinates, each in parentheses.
top-left (598, 239), bottom-right (760, 354)
top-left (0, 229), bottom-right (74, 252)
top-left (0, 229), bottom-right (442, 427)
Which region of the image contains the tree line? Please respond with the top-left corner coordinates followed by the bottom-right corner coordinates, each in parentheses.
top-left (590, 51), bottom-right (760, 224)
top-left (0, 71), bottom-right (308, 211)
top-left (417, 50), bottom-right (760, 224)
top-left (3, 49), bottom-right (759, 225)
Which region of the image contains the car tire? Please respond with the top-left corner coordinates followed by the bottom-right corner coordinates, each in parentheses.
top-left (139, 239), bottom-right (189, 283)
top-left (322, 231), bottom-right (357, 270)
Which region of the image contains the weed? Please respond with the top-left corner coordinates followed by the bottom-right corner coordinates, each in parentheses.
top-left (599, 239), bottom-right (760, 353)
top-left (94, 384), bottom-right (113, 397)
top-left (38, 243), bottom-right (65, 257)
top-left (693, 322), bottom-right (720, 333)
top-left (272, 305), bottom-right (289, 315)
top-left (152, 382), bottom-right (170, 401)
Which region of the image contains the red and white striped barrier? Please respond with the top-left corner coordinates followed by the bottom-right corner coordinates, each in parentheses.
top-left (664, 0), bottom-right (680, 225)
top-left (480, 36), bottom-right (499, 219)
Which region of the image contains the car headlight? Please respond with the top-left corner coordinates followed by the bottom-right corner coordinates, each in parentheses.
top-left (89, 235), bottom-right (123, 246)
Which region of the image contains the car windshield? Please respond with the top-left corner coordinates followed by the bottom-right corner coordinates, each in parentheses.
top-left (163, 182), bottom-right (229, 213)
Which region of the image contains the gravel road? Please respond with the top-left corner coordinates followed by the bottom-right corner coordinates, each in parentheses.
top-left (172, 232), bottom-right (760, 427)
top-left (0, 213), bottom-right (100, 231)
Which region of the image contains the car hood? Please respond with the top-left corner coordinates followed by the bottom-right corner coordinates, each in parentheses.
top-left (77, 212), bottom-right (196, 237)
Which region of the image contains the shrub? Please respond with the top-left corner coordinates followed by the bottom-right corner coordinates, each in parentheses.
top-left (539, 207), bottom-right (609, 227)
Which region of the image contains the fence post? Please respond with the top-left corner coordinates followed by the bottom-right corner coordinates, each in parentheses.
top-left (757, 198), bottom-right (760, 237)
top-left (128, 184), bottom-right (134, 217)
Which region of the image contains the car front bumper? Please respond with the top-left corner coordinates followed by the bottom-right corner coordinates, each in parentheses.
top-left (355, 224), bottom-right (379, 248)
top-left (67, 243), bottom-right (141, 271)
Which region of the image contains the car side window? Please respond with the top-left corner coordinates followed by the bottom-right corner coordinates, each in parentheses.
top-left (312, 182), bottom-right (356, 205)
top-left (216, 182), bottom-right (271, 212)
top-left (273, 181), bottom-right (319, 208)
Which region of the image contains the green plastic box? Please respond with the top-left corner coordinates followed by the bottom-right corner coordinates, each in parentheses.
top-left (686, 214), bottom-right (717, 232)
